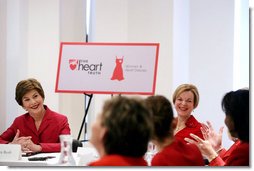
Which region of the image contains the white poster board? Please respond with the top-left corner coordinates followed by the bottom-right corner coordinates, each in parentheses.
top-left (55, 42), bottom-right (159, 95)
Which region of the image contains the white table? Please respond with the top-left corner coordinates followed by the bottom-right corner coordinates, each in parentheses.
top-left (0, 147), bottom-right (99, 167)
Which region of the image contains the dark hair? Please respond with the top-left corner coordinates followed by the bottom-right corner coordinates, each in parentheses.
top-left (145, 95), bottom-right (174, 142)
top-left (221, 89), bottom-right (249, 142)
top-left (101, 96), bottom-right (153, 157)
top-left (15, 78), bottom-right (45, 106)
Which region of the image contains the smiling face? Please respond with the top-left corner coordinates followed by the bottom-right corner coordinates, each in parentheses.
top-left (174, 91), bottom-right (195, 117)
top-left (22, 89), bottom-right (45, 116)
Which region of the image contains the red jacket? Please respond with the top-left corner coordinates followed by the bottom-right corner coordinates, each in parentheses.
top-left (0, 105), bottom-right (71, 152)
top-left (209, 140), bottom-right (249, 166)
top-left (88, 154), bottom-right (148, 166)
top-left (174, 115), bottom-right (204, 142)
top-left (151, 139), bottom-right (205, 166)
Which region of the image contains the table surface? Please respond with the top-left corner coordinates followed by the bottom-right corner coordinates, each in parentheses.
top-left (0, 146), bottom-right (99, 167)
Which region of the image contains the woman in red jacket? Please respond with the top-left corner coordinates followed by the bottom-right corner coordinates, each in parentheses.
top-left (88, 96), bottom-right (153, 166)
top-left (145, 95), bottom-right (205, 166)
top-left (0, 78), bottom-right (71, 153)
top-left (185, 89), bottom-right (249, 166)
top-left (173, 84), bottom-right (204, 141)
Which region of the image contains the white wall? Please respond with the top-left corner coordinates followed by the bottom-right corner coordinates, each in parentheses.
top-left (90, 0), bottom-right (249, 149)
top-left (0, 0), bottom-right (249, 150)
top-left (0, 0), bottom-right (7, 133)
top-left (0, 0), bottom-right (29, 131)
top-left (189, 0), bottom-right (235, 148)
top-left (0, 0), bottom-right (60, 131)
top-left (86, 0), bottom-right (173, 139)
top-left (58, 0), bottom-right (87, 140)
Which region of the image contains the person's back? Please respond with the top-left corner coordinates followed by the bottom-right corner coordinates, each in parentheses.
top-left (225, 141), bottom-right (249, 166)
top-left (145, 95), bottom-right (205, 166)
top-left (88, 96), bottom-right (153, 166)
top-left (185, 89), bottom-right (249, 166)
top-left (151, 139), bottom-right (204, 166)
top-left (89, 154), bottom-right (147, 166)
top-left (209, 139), bottom-right (249, 166)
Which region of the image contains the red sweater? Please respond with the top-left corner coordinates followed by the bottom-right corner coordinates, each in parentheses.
top-left (88, 154), bottom-right (148, 166)
top-left (174, 115), bottom-right (204, 142)
top-left (0, 106), bottom-right (71, 152)
top-left (151, 139), bottom-right (205, 166)
top-left (209, 140), bottom-right (249, 166)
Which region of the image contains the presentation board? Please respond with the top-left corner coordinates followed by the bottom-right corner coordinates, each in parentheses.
top-left (55, 42), bottom-right (159, 95)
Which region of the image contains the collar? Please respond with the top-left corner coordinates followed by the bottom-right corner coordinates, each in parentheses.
top-left (185, 115), bottom-right (199, 128)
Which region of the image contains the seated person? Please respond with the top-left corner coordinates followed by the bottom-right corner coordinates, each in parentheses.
top-left (88, 96), bottom-right (153, 166)
top-left (185, 89), bottom-right (249, 166)
top-left (0, 78), bottom-right (71, 153)
top-left (172, 84), bottom-right (204, 142)
top-left (145, 95), bottom-right (204, 166)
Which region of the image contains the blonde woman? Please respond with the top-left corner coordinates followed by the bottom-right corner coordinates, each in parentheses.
top-left (173, 84), bottom-right (204, 142)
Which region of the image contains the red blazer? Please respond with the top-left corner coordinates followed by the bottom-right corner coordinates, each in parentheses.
top-left (174, 115), bottom-right (204, 142)
top-left (0, 105), bottom-right (71, 152)
top-left (88, 154), bottom-right (148, 166)
top-left (209, 140), bottom-right (249, 166)
top-left (151, 139), bottom-right (205, 166)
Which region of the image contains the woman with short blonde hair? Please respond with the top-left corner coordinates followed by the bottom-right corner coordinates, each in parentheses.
top-left (173, 84), bottom-right (204, 142)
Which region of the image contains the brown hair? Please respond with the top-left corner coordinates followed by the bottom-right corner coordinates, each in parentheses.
top-left (15, 78), bottom-right (45, 106)
top-left (101, 96), bottom-right (153, 157)
top-left (145, 95), bottom-right (174, 142)
top-left (172, 84), bottom-right (199, 108)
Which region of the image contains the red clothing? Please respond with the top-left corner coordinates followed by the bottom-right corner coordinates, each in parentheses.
top-left (0, 105), bottom-right (71, 152)
top-left (88, 154), bottom-right (148, 166)
top-left (174, 115), bottom-right (204, 142)
top-left (151, 139), bottom-right (205, 166)
top-left (218, 140), bottom-right (241, 162)
top-left (209, 140), bottom-right (249, 166)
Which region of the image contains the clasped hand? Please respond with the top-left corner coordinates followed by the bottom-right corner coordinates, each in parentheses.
top-left (10, 129), bottom-right (41, 152)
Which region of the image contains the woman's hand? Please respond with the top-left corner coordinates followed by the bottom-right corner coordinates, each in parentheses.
top-left (201, 121), bottom-right (224, 152)
top-left (24, 139), bottom-right (42, 152)
top-left (185, 133), bottom-right (218, 162)
top-left (10, 129), bottom-right (31, 145)
top-left (9, 129), bottom-right (42, 152)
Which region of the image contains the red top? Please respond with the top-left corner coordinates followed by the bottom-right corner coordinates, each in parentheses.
top-left (174, 115), bottom-right (204, 142)
top-left (0, 106), bottom-right (71, 152)
top-left (151, 139), bottom-right (205, 166)
top-left (209, 140), bottom-right (249, 166)
top-left (88, 154), bottom-right (148, 166)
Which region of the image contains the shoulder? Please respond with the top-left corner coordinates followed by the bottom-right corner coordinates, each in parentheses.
top-left (89, 155), bottom-right (147, 166)
top-left (44, 106), bottom-right (68, 120)
top-left (231, 141), bottom-right (249, 156)
top-left (226, 142), bottom-right (249, 166)
top-left (89, 155), bottom-right (127, 166)
top-left (13, 113), bottom-right (30, 122)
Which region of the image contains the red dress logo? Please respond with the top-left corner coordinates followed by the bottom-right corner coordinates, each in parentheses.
top-left (69, 59), bottom-right (78, 70)
top-left (111, 56), bottom-right (124, 81)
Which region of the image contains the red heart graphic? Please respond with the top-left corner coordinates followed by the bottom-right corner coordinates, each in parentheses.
top-left (70, 63), bottom-right (76, 70)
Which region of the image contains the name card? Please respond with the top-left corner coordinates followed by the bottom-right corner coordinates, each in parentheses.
top-left (0, 144), bottom-right (22, 161)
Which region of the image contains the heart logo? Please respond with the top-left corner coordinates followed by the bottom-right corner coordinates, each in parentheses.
top-left (69, 59), bottom-right (78, 70)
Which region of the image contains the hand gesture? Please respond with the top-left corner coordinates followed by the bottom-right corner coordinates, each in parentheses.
top-left (184, 133), bottom-right (218, 162)
top-left (24, 139), bottom-right (42, 152)
top-left (10, 129), bottom-right (31, 145)
top-left (201, 121), bottom-right (224, 152)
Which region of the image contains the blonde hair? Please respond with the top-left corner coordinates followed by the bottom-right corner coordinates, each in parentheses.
top-left (172, 84), bottom-right (199, 108)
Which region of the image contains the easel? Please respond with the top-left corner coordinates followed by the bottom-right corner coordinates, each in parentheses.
top-left (77, 20), bottom-right (91, 141)
top-left (78, 93), bottom-right (121, 141)
top-left (77, 93), bottom-right (93, 141)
